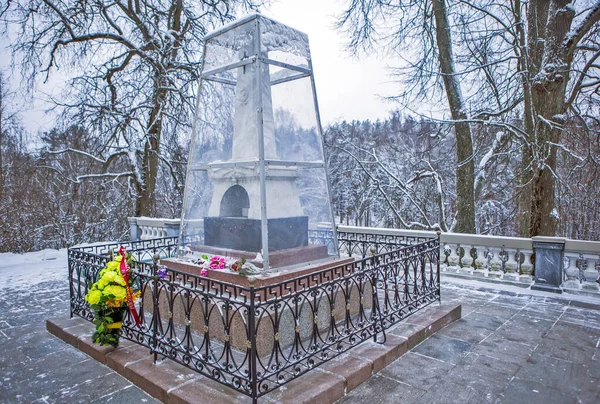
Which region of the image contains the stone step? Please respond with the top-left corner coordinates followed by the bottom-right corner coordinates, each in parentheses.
top-left (47, 303), bottom-right (461, 403)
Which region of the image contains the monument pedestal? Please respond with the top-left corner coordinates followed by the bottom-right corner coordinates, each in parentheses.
top-left (204, 216), bottom-right (309, 253)
top-left (186, 242), bottom-right (330, 269)
top-left (161, 255), bottom-right (353, 294)
top-left (159, 256), bottom-right (372, 356)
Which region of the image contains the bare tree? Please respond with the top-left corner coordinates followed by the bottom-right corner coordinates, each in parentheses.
top-left (2, 0), bottom-right (258, 217)
top-left (1, 72), bottom-right (13, 200)
top-left (0, 72), bottom-right (4, 201)
top-left (338, 0), bottom-right (476, 233)
top-left (338, 0), bottom-right (600, 237)
top-left (431, 0), bottom-right (475, 233)
top-left (451, 0), bottom-right (600, 236)
top-left (326, 115), bottom-right (451, 231)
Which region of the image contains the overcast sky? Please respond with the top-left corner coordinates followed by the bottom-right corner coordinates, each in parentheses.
top-left (1, 0), bottom-right (401, 134)
top-left (263, 0), bottom-right (399, 125)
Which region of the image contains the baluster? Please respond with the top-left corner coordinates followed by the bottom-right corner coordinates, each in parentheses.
top-left (488, 247), bottom-right (503, 278)
top-left (473, 246), bottom-right (486, 277)
top-left (439, 243), bottom-right (449, 271)
top-left (582, 254), bottom-right (600, 291)
top-left (504, 248), bottom-right (519, 281)
top-left (519, 250), bottom-right (534, 283)
top-left (447, 244), bottom-right (460, 272)
top-left (562, 253), bottom-right (580, 290)
top-left (459, 245), bottom-right (474, 275)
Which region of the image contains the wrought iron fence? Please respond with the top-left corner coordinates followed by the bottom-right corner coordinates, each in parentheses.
top-left (68, 231), bottom-right (440, 402)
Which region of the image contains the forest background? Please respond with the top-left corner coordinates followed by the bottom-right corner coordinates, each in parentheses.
top-left (1, 0), bottom-right (599, 253)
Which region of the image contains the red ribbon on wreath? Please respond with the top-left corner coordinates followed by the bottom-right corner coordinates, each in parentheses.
top-left (119, 246), bottom-right (141, 326)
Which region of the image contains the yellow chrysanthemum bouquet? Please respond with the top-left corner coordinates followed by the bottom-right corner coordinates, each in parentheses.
top-left (85, 248), bottom-right (141, 347)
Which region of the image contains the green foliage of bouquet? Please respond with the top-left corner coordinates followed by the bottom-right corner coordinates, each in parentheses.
top-left (85, 252), bottom-right (140, 347)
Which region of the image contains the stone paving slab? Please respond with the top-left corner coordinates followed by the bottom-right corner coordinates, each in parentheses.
top-left (412, 333), bottom-right (472, 364)
top-left (340, 374), bottom-right (426, 404)
top-left (46, 303), bottom-right (461, 403)
top-left (378, 352), bottom-right (454, 391)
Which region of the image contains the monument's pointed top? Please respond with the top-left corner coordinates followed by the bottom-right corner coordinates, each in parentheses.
top-left (205, 13), bottom-right (308, 45)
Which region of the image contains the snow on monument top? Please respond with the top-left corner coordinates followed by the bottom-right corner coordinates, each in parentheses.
top-left (205, 13), bottom-right (310, 60)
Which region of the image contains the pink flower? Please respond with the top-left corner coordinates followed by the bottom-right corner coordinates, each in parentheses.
top-left (200, 269), bottom-right (208, 276)
top-left (208, 255), bottom-right (226, 270)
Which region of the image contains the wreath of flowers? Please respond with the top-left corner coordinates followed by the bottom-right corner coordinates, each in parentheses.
top-left (85, 250), bottom-right (140, 347)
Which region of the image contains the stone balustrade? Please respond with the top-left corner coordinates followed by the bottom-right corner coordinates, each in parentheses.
top-left (127, 217), bottom-right (600, 296)
top-left (439, 233), bottom-right (535, 284)
top-left (127, 217), bottom-right (182, 240)
top-left (563, 239), bottom-right (600, 293)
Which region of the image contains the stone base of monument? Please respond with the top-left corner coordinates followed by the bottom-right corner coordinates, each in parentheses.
top-left (184, 243), bottom-right (330, 270)
top-left (162, 253), bottom-right (348, 286)
top-left (47, 303), bottom-right (461, 404)
top-left (161, 256), bottom-right (361, 357)
top-left (204, 216), bottom-right (309, 253)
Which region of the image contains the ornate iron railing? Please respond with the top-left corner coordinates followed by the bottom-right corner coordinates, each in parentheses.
top-left (68, 231), bottom-right (440, 402)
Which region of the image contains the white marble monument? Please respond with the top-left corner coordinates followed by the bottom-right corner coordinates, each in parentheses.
top-left (206, 53), bottom-right (304, 221)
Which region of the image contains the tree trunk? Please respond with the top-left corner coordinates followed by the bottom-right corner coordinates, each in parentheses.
top-left (513, 0), bottom-right (540, 237)
top-left (527, 0), bottom-right (575, 236)
top-left (432, 0), bottom-right (476, 234)
top-left (0, 86), bottom-right (3, 202)
top-left (136, 73), bottom-right (166, 217)
top-left (135, 0), bottom-right (183, 217)
top-left (517, 146), bottom-right (532, 237)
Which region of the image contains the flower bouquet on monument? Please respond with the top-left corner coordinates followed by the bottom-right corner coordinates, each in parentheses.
top-left (85, 246), bottom-right (141, 347)
top-left (189, 254), bottom-right (263, 277)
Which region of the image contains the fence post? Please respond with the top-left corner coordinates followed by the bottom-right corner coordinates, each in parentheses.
top-left (437, 231), bottom-right (442, 304)
top-left (128, 217), bottom-right (140, 241)
top-left (531, 236), bottom-right (566, 294)
top-left (370, 253), bottom-right (386, 344)
top-left (68, 250), bottom-right (74, 318)
top-left (152, 254), bottom-right (160, 363)
top-left (248, 278), bottom-right (258, 404)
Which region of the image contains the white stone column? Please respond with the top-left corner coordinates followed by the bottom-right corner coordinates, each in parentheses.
top-left (473, 247), bottom-right (487, 277)
top-left (504, 248), bottom-right (519, 282)
top-left (127, 217), bottom-right (141, 241)
top-left (488, 248), bottom-right (503, 278)
top-left (562, 253), bottom-right (580, 290)
top-left (447, 244), bottom-right (460, 272)
top-left (519, 251), bottom-right (534, 283)
top-left (582, 255), bottom-right (599, 291)
top-left (459, 245), bottom-right (474, 275)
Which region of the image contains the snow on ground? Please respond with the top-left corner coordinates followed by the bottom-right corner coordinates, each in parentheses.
top-left (0, 249), bottom-right (68, 291)
top-left (0, 248), bottom-right (158, 403)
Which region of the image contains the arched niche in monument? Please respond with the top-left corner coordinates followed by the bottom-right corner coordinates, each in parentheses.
top-left (177, 14), bottom-right (339, 270)
top-left (220, 185), bottom-right (250, 218)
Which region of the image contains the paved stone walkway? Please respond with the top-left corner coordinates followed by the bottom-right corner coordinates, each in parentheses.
top-left (1, 250), bottom-right (599, 403)
top-left (0, 250), bottom-right (158, 403)
top-left (340, 278), bottom-right (600, 404)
